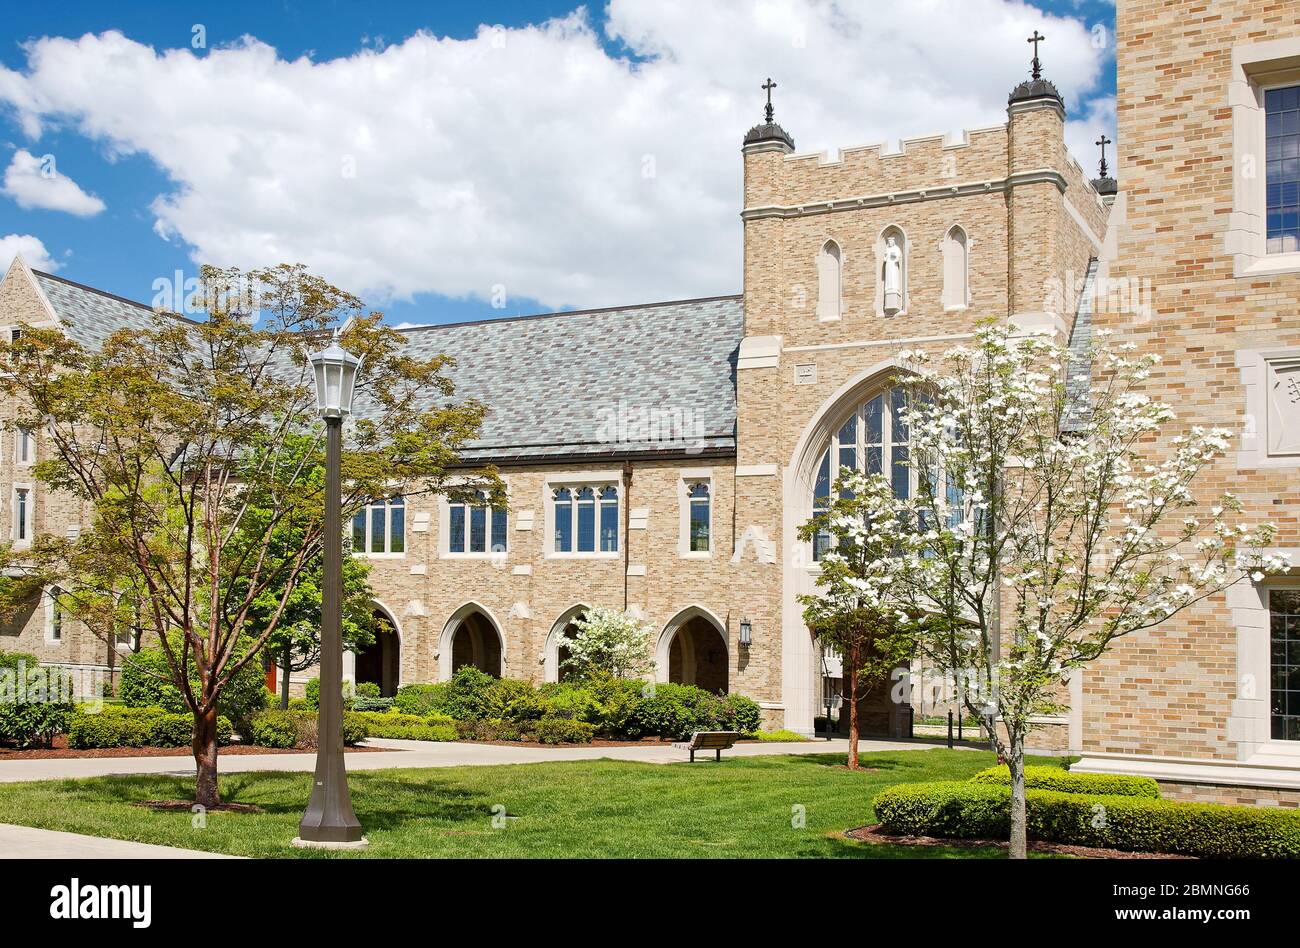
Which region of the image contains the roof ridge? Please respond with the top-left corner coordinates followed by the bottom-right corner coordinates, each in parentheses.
top-left (31, 268), bottom-right (742, 333)
top-left (31, 269), bottom-right (206, 326)
top-left (394, 293), bottom-right (743, 333)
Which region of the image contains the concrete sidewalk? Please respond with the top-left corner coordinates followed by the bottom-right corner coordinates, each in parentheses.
top-left (0, 823), bottom-right (240, 859)
top-left (0, 737), bottom-right (957, 783)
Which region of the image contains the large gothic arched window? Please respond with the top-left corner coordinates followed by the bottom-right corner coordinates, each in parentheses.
top-left (811, 386), bottom-right (910, 560)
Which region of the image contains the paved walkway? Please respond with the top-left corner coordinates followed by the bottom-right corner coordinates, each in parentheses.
top-left (0, 737), bottom-right (957, 783)
top-left (0, 823), bottom-right (240, 858)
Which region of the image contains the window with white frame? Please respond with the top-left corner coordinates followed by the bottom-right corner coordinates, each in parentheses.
top-left (687, 481), bottom-right (710, 552)
top-left (447, 491), bottom-right (507, 555)
top-left (352, 496), bottom-right (405, 555)
top-left (552, 484), bottom-right (618, 554)
top-left (811, 386), bottom-right (910, 561)
top-left (47, 586), bottom-right (64, 642)
top-left (676, 479), bottom-right (713, 555)
top-left (1267, 84), bottom-right (1300, 255)
top-left (12, 486), bottom-right (32, 544)
top-left (1271, 588), bottom-right (1300, 741)
top-left (14, 427), bottom-right (33, 465)
top-left (1228, 41), bottom-right (1300, 277)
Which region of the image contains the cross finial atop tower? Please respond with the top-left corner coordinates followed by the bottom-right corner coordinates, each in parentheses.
top-left (762, 78), bottom-right (777, 123)
top-left (1096, 133), bottom-right (1113, 178)
top-left (1028, 30), bottom-right (1045, 80)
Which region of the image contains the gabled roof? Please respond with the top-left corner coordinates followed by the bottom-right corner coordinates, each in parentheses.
top-left (15, 261), bottom-right (743, 464)
top-left (30, 268), bottom-right (178, 351)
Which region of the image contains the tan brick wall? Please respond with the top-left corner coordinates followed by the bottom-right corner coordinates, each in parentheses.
top-left (0, 264), bottom-right (108, 670)
top-left (1080, 0), bottom-right (1300, 787)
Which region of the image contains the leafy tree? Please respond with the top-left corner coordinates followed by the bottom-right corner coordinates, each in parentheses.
top-left (234, 433), bottom-right (377, 709)
top-left (0, 263), bottom-right (503, 807)
top-left (561, 606), bottom-right (656, 680)
top-left (886, 323), bottom-right (1284, 858)
top-left (798, 471), bottom-right (916, 770)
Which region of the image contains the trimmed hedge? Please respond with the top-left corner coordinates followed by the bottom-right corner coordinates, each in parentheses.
top-left (872, 780), bottom-right (1300, 858)
top-left (353, 711), bottom-right (457, 742)
top-left (246, 709), bottom-right (367, 749)
top-left (391, 674), bottom-right (763, 741)
top-left (68, 706), bottom-right (233, 749)
top-left (970, 765), bottom-right (1160, 798)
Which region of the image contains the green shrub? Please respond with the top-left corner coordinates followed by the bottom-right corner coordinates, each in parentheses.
top-left (394, 683), bottom-right (449, 717)
top-left (0, 657), bottom-right (76, 748)
top-left (247, 709), bottom-right (367, 749)
top-left (68, 706), bottom-right (231, 749)
top-left (287, 697), bottom-right (309, 711)
top-left (119, 645), bottom-right (267, 734)
top-left (872, 780), bottom-right (1300, 858)
top-left (349, 695), bottom-right (395, 713)
top-left (717, 693), bottom-right (762, 734)
top-left (304, 677), bottom-right (320, 710)
top-left (528, 717), bottom-right (597, 745)
top-left (354, 681), bottom-right (381, 699)
top-left (970, 765), bottom-right (1160, 798)
top-left (440, 667), bottom-right (497, 721)
top-left (248, 710), bottom-right (300, 749)
top-left (482, 678), bottom-right (549, 723)
top-left (627, 682), bottom-right (722, 740)
top-left (354, 711), bottom-right (456, 742)
top-left (0, 650), bottom-right (40, 673)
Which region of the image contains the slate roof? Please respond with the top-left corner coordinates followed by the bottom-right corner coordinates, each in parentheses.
top-left (31, 270), bottom-right (176, 350)
top-left (25, 268), bottom-right (743, 464)
top-left (1062, 257), bottom-right (1099, 434)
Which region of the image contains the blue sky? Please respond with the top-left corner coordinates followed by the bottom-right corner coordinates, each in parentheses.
top-left (0, 0), bottom-right (1117, 327)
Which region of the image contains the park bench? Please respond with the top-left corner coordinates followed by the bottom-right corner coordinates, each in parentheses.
top-left (673, 730), bottom-right (741, 762)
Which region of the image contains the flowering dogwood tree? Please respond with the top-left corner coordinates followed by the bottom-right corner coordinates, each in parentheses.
top-left (561, 606), bottom-right (656, 680)
top-left (798, 471), bottom-right (915, 770)
top-left (887, 322), bottom-right (1286, 858)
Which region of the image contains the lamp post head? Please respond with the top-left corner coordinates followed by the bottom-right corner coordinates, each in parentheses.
top-left (310, 337), bottom-right (362, 419)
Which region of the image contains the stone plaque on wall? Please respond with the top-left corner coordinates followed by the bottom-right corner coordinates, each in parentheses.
top-left (794, 363), bottom-right (817, 386)
top-left (1268, 359), bottom-right (1300, 456)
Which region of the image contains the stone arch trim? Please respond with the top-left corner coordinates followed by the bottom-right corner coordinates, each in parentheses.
top-left (543, 603), bottom-right (591, 684)
top-left (655, 604), bottom-right (729, 685)
top-left (438, 601), bottom-right (507, 680)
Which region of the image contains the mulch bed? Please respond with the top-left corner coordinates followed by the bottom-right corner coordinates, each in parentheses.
top-left (844, 824), bottom-right (1193, 859)
top-left (0, 736), bottom-right (390, 760)
top-left (134, 800), bottom-right (266, 814)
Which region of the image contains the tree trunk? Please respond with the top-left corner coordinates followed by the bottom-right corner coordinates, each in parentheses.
top-left (280, 644), bottom-right (292, 710)
top-left (192, 704), bottom-right (221, 808)
top-left (1007, 737), bottom-right (1027, 859)
top-left (846, 641), bottom-right (860, 770)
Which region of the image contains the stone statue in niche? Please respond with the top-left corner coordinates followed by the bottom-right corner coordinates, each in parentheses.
top-left (882, 235), bottom-right (903, 314)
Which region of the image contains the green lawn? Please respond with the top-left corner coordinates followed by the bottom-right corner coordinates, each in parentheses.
top-left (0, 748), bottom-right (1059, 858)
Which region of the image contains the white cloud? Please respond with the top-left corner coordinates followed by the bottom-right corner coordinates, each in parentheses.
top-left (0, 1), bottom-right (1108, 310)
top-left (0, 233), bottom-right (59, 272)
top-left (1065, 94), bottom-right (1118, 179)
top-left (2, 148), bottom-right (106, 216)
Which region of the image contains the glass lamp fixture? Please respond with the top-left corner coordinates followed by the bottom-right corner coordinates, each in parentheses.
top-left (310, 337), bottom-right (362, 419)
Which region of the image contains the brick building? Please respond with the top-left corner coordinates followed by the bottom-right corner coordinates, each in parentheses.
top-left (2, 0), bottom-right (1298, 803)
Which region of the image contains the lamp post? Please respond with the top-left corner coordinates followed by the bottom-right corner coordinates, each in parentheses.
top-left (294, 336), bottom-right (366, 849)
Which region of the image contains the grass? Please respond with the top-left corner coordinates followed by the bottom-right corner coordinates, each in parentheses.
top-left (0, 748), bottom-right (1061, 858)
